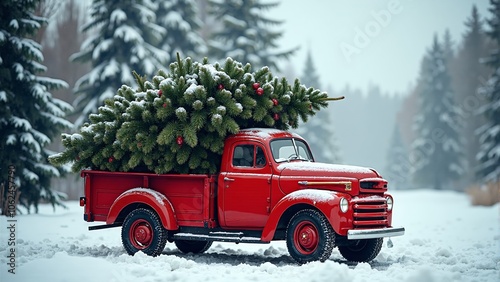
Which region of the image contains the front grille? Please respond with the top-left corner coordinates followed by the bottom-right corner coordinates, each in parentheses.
top-left (352, 197), bottom-right (388, 228)
top-left (359, 181), bottom-right (387, 194)
top-left (360, 182), bottom-right (378, 188)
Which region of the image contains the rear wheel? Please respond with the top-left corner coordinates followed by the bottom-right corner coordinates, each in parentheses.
top-left (338, 238), bottom-right (383, 262)
top-left (175, 240), bottom-right (212, 254)
top-left (286, 209), bottom-right (334, 264)
top-left (121, 208), bottom-right (167, 257)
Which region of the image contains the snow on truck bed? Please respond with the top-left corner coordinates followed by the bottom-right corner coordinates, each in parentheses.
top-left (0, 190), bottom-right (498, 282)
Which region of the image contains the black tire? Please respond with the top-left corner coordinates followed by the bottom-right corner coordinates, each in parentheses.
top-left (286, 209), bottom-right (335, 264)
top-left (175, 240), bottom-right (213, 254)
top-left (338, 238), bottom-right (383, 262)
top-left (121, 208), bottom-right (168, 257)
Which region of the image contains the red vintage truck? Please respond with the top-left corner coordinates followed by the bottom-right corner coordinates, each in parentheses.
top-left (80, 128), bottom-right (404, 263)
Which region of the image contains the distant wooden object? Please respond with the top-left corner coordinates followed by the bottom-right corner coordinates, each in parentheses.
top-left (467, 182), bottom-right (500, 206)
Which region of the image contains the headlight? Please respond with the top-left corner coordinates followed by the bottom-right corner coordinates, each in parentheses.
top-left (386, 196), bottom-right (393, 211)
top-left (339, 197), bottom-right (349, 213)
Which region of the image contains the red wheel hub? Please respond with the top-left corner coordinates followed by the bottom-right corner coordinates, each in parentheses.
top-left (129, 219), bottom-right (153, 249)
top-left (294, 221), bottom-right (319, 255)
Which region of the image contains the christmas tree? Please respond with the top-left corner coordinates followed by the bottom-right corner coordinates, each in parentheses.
top-left (208, 0), bottom-right (296, 71)
top-left (50, 55), bottom-right (339, 175)
top-left (411, 35), bottom-right (465, 190)
top-left (71, 0), bottom-right (169, 127)
top-left (156, 0), bottom-right (204, 61)
top-left (0, 0), bottom-right (73, 212)
top-left (453, 5), bottom-right (490, 187)
top-left (476, 0), bottom-right (500, 183)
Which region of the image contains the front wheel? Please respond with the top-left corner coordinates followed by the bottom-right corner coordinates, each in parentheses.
top-left (175, 240), bottom-right (212, 254)
top-left (338, 238), bottom-right (383, 262)
top-left (121, 208), bottom-right (167, 257)
top-left (286, 209), bottom-right (335, 264)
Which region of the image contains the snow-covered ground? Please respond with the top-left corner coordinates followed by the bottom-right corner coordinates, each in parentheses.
top-left (0, 190), bottom-right (498, 282)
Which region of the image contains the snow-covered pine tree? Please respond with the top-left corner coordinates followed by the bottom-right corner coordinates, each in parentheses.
top-left (156, 0), bottom-right (205, 61)
top-left (385, 124), bottom-right (410, 190)
top-left (442, 29), bottom-right (454, 65)
top-left (453, 5), bottom-right (490, 187)
top-left (294, 50), bottom-right (341, 163)
top-left (0, 0), bottom-right (73, 212)
top-left (71, 0), bottom-right (169, 127)
top-left (50, 55), bottom-right (334, 175)
top-left (411, 35), bottom-right (465, 190)
top-left (476, 0), bottom-right (500, 183)
top-left (208, 0), bottom-right (296, 71)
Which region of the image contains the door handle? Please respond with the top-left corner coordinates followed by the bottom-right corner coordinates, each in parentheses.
top-left (224, 177), bottom-right (235, 182)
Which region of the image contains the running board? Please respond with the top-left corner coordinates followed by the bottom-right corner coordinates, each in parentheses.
top-left (172, 231), bottom-right (268, 244)
top-left (88, 222), bottom-right (122, 231)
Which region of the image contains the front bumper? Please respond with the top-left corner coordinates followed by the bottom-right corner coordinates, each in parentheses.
top-left (347, 226), bottom-right (405, 240)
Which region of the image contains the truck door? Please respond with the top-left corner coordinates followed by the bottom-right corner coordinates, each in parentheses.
top-left (220, 142), bottom-right (272, 228)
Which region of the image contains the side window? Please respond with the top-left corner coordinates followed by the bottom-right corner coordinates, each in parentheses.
top-left (255, 146), bottom-right (266, 167)
top-left (232, 145), bottom-right (254, 167)
top-left (232, 145), bottom-right (267, 168)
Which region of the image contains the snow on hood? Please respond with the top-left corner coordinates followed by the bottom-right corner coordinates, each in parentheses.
top-left (277, 162), bottom-right (379, 179)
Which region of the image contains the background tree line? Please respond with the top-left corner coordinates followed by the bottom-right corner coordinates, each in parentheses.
top-left (1, 0), bottom-right (499, 211)
top-left (386, 4), bottom-right (499, 200)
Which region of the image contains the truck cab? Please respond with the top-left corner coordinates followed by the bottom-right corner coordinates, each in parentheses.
top-left (81, 128), bottom-right (404, 264)
top-left (217, 128), bottom-right (403, 262)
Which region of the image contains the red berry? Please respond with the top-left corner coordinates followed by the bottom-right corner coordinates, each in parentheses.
top-left (272, 98), bottom-right (279, 106)
top-left (176, 136), bottom-right (184, 146)
top-left (256, 87), bottom-right (264, 95)
top-left (252, 83), bottom-right (260, 90)
top-left (273, 113), bottom-right (280, 121)
top-left (163, 103), bottom-right (167, 108)
top-left (108, 157), bottom-right (114, 163)
top-left (158, 89), bottom-right (162, 97)
top-left (218, 84), bottom-right (224, 90)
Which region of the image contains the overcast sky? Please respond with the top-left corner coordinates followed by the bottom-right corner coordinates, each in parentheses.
top-left (268, 0), bottom-right (491, 95)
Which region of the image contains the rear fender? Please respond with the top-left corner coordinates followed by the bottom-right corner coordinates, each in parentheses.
top-left (106, 188), bottom-right (178, 230)
top-left (261, 189), bottom-right (348, 241)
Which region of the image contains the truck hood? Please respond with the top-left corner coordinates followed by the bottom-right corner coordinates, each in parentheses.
top-left (277, 162), bottom-right (379, 179)
top-left (277, 162), bottom-right (382, 195)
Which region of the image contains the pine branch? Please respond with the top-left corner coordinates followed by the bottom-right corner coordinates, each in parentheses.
top-left (133, 71), bottom-right (148, 92)
top-left (321, 96), bottom-right (345, 102)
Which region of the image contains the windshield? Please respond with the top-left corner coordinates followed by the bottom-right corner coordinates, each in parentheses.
top-left (270, 138), bottom-right (314, 163)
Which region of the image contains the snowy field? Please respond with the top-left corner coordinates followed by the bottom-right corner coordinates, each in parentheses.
top-left (0, 190), bottom-right (498, 282)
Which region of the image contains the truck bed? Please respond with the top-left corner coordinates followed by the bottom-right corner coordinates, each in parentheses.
top-left (81, 170), bottom-right (216, 227)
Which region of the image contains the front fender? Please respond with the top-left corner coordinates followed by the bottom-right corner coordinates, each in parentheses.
top-left (106, 188), bottom-right (178, 230)
top-left (261, 189), bottom-right (349, 241)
